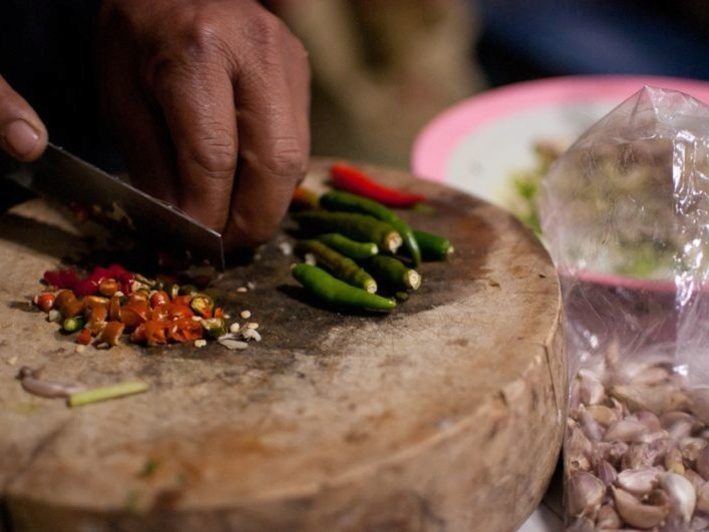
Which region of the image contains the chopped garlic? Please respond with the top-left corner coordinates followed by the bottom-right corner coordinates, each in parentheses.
top-left (241, 328), bottom-right (262, 342)
top-left (278, 242), bottom-right (293, 256)
top-left (240, 310), bottom-right (251, 319)
top-left (219, 338), bottom-right (249, 350)
top-left (229, 322), bottom-right (241, 334)
top-left (194, 339), bottom-right (207, 348)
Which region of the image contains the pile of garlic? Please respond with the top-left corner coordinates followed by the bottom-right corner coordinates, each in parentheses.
top-left (565, 344), bottom-right (709, 531)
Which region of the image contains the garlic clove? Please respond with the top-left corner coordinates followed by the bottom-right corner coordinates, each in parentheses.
top-left (566, 425), bottom-right (593, 472)
top-left (567, 471), bottom-right (606, 518)
top-left (684, 469), bottom-right (705, 492)
top-left (665, 447), bottom-right (686, 475)
top-left (615, 467), bottom-right (661, 496)
top-left (611, 383), bottom-right (690, 416)
top-left (621, 443), bottom-right (654, 472)
top-left (691, 514), bottom-right (709, 531)
top-left (578, 406), bottom-right (604, 442)
top-left (680, 437), bottom-right (707, 463)
top-left (596, 460), bottom-right (618, 486)
top-left (696, 444), bottom-right (709, 480)
top-left (612, 486), bottom-right (669, 529)
top-left (632, 365), bottom-right (671, 385)
top-left (696, 481), bottom-right (709, 513)
top-left (604, 418), bottom-right (649, 443)
top-left (577, 369), bottom-right (606, 406)
top-left (660, 472), bottom-right (696, 524)
top-left (661, 411), bottom-right (698, 441)
top-left (586, 404), bottom-right (619, 427)
top-left (596, 503), bottom-right (622, 529)
top-left (635, 410), bottom-right (662, 432)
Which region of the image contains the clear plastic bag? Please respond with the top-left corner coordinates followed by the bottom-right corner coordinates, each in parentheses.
top-left (540, 87), bottom-right (709, 531)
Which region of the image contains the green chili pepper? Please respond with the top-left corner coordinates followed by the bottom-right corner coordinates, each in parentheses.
top-left (62, 316), bottom-right (85, 333)
top-left (363, 255), bottom-right (421, 291)
top-left (316, 233), bottom-right (378, 259)
top-left (291, 264), bottom-right (396, 311)
top-left (296, 240), bottom-right (377, 293)
top-left (179, 284), bottom-right (198, 296)
top-left (319, 191), bottom-right (421, 265)
top-left (190, 293), bottom-right (215, 317)
top-left (167, 283), bottom-right (180, 299)
top-left (294, 211), bottom-right (402, 254)
top-left (134, 274), bottom-right (156, 289)
top-left (201, 317), bottom-right (227, 339)
top-left (413, 230), bottom-right (454, 261)
top-left (395, 291), bottom-right (410, 302)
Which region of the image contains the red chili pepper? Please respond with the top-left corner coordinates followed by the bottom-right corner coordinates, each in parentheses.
top-left (330, 163), bottom-right (426, 208)
top-left (43, 269), bottom-right (80, 290)
top-left (291, 186), bottom-right (320, 211)
top-left (43, 264), bottom-right (133, 296)
top-left (76, 328), bottom-right (92, 345)
top-left (168, 317), bottom-right (203, 343)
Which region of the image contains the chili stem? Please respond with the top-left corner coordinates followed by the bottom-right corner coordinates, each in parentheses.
top-left (67, 381), bottom-right (149, 407)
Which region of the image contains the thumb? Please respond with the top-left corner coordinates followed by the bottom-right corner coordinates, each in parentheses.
top-left (0, 75), bottom-right (47, 161)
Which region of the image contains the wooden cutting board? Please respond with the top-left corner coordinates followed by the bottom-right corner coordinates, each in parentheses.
top-left (0, 159), bottom-right (564, 532)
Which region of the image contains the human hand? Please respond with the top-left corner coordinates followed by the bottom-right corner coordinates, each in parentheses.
top-left (97, 0), bottom-right (310, 249)
top-left (0, 76), bottom-right (47, 161)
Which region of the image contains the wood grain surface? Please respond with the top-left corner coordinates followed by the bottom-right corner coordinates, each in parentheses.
top-left (0, 160), bottom-right (565, 532)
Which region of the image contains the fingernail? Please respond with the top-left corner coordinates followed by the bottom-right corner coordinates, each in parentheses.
top-left (2, 119), bottom-right (40, 157)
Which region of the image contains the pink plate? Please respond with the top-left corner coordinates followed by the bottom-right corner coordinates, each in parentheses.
top-left (411, 75), bottom-right (709, 289)
top-left (412, 75), bottom-right (709, 187)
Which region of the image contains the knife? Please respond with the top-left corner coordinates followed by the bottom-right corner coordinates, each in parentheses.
top-left (2, 143), bottom-right (225, 269)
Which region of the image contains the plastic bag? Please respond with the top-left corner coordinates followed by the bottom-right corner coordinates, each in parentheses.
top-left (540, 87), bottom-right (709, 531)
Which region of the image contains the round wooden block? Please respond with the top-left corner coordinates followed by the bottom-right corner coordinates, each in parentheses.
top-left (0, 160), bottom-right (564, 532)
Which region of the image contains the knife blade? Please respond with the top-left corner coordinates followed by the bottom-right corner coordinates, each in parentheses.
top-left (2, 143), bottom-right (225, 269)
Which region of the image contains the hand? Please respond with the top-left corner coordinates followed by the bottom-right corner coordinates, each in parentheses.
top-left (0, 76), bottom-right (47, 161)
top-left (97, 0), bottom-right (310, 249)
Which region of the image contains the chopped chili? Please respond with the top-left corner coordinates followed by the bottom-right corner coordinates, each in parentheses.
top-left (32, 265), bottom-right (245, 351)
top-left (168, 317), bottom-right (203, 343)
top-left (76, 328), bottom-right (92, 345)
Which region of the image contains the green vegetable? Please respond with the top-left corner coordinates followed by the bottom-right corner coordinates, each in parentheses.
top-left (178, 284), bottom-right (198, 296)
top-left (363, 255), bottom-right (421, 291)
top-left (62, 316), bottom-right (85, 333)
top-left (320, 191), bottom-right (421, 265)
top-left (190, 293), bottom-right (214, 317)
top-left (296, 240), bottom-right (377, 293)
top-left (67, 381), bottom-right (149, 407)
top-left (316, 233), bottom-right (378, 259)
top-left (291, 264), bottom-right (396, 311)
top-left (413, 230), bottom-right (454, 261)
top-left (201, 317), bottom-right (227, 339)
top-left (294, 211), bottom-right (402, 254)
top-left (167, 283), bottom-right (180, 299)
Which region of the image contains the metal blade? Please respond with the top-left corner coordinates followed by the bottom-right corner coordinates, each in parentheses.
top-left (3, 143), bottom-right (225, 269)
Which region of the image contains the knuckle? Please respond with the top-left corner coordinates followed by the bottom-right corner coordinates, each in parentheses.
top-left (188, 132), bottom-right (237, 179)
top-left (183, 14), bottom-right (226, 58)
top-left (260, 137), bottom-right (307, 180)
top-left (143, 13), bottom-right (228, 87)
top-left (245, 11), bottom-right (287, 50)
